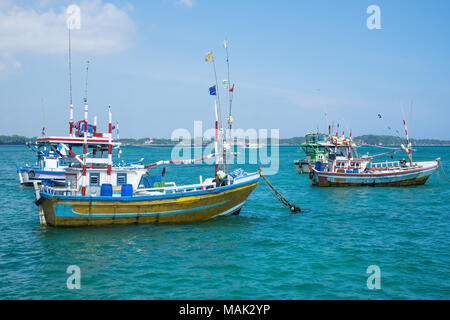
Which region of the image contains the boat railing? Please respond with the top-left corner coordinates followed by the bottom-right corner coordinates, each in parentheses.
top-left (134, 181), bottom-right (216, 195)
top-left (41, 185), bottom-right (78, 196)
top-left (41, 181), bottom-right (218, 197)
top-left (368, 160), bottom-right (402, 169)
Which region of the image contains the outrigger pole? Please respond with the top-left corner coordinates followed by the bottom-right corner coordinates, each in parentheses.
top-left (144, 153), bottom-right (217, 169)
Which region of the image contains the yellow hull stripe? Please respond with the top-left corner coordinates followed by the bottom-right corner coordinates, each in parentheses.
top-left (42, 181), bottom-right (259, 226)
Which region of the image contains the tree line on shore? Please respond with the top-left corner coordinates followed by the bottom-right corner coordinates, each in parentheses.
top-left (1, 134), bottom-right (449, 146)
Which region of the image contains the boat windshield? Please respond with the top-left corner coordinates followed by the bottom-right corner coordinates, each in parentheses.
top-left (336, 147), bottom-right (347, 157)
top-left (333, 146), bottom-right (359, 158)
top-left (302, 146), bottom-right (326, 154)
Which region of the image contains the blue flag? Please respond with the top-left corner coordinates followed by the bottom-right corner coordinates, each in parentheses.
top-left (209, 85), bottom-right (216, 95)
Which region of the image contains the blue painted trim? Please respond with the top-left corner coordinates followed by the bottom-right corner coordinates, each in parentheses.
top-left (28, 177), bottom-right (66, 181)
top-left (58, 200), bottom-right (230, 218)
top-left (18, 168), bottom-right (66, 175)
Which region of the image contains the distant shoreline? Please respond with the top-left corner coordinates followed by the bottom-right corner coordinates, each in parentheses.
top-left (3, 143), bottom-right (450, 148)
top-left (1, 134), bottom-right (450, 147)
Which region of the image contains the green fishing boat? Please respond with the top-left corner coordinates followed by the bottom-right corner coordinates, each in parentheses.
top-left (294, 133), bottom-right (328, 174)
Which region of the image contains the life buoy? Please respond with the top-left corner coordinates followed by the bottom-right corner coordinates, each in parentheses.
top-left (28, 170), bottom-right (35, 178)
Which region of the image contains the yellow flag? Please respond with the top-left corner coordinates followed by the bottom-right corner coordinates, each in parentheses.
top-left (205, 51), bottom-right (213, 62)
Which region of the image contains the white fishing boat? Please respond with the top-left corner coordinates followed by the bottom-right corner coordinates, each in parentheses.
top-left (310, 121), bottom-right (440, 186)
top-left (294, 132), bottom-right (352, 174)
top-left (17, 142), bottom-right (68, 186)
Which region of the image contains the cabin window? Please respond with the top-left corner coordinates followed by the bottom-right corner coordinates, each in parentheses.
top-left (304, 146), bottom-right (314, 153)
top-left (117, 173), bottom-right (127, 186)
top-left (90, 173), bottom-right (100, 186)
top-left (59, 158), bottom-right (66, 166)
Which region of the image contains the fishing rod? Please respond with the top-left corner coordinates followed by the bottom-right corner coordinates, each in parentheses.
top-left (366, 148), bottom-right (404, 160)
top-left (359, 144), bottom-right (417, 151)
top-left (377, 113), bottom-right (404, 142)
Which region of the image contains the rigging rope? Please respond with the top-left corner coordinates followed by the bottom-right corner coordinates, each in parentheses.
top-left (439, 160), bottom-right (450, 183)
top-left (258, 168), bottom-right (301, 213)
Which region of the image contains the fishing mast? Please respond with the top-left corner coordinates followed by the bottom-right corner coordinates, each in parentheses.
top-left (206, 50), bottom-right (224, 176)
top-left (224, 39), bottom-right (233, 175)
top-left (80, 61), bottom-right (89, 196)
top-left (401, 119), bottom-right (413, 166)
top-left (68, 28), bottom-right (74, 136)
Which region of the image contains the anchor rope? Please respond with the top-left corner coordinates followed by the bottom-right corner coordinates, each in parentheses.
top-left (258, 168), bottom-right (301, 213)
top-left (439, 161), bottom-right (450, 183)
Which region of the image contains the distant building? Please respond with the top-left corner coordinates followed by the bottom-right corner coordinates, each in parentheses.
top-left (143, 139), bottom-right (154, 145)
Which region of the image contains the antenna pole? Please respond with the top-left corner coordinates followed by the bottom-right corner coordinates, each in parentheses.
top-left (84, 60), bottom-right (89, 105)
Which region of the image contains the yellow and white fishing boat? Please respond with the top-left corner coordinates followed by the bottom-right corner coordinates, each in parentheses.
top-left (33, 44), bottom-right (260, 226)
top-left (33, 101), bottom-right (259, 226)
top-left (35, 168), bottom-right (259, 226)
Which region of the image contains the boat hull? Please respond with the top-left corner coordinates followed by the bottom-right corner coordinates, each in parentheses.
top-left (17, 166), bottom-right (66, 186)
top-left (38, 175), bottom-right (259, 226)
top-left (311, 161), bottom-right (438, 187)
top-left (294, 160), bottom-right (310, 174)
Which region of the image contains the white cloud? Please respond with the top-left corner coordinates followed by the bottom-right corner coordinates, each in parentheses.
top-left (176, 0), bottom-right (195, 8)
top-left (0, 0), bottom-right (13, 9)
top-left (0, 53), bottom-right (21, 74)
top-left (0, 0), bottom-right (135, 74)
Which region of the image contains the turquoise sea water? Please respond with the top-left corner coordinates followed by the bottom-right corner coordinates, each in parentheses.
top-left (0, 145), bottom-right (449, 299)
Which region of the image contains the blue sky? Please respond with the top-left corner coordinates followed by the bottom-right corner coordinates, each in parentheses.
top-left (0, 0), bottom-right (449, 139)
